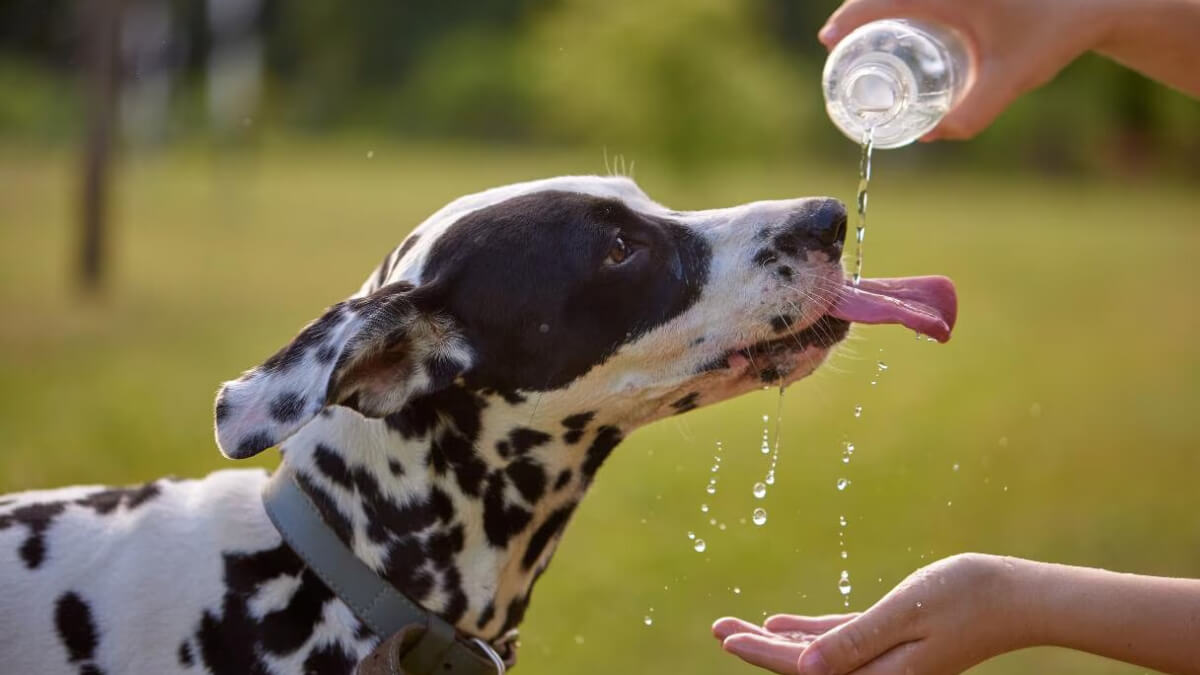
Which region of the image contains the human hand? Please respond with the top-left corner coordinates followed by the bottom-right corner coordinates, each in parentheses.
top-left (819, 0), bottom-right (1120, 140)
top-left (712, 554), bottom-right (1028, 675)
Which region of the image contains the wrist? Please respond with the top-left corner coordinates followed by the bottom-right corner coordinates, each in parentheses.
top-left (986, 555), bottom-right (1049, 651)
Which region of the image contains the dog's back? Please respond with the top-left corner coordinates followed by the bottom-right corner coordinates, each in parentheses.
top-left (0, 470), bottom-right (282, 674)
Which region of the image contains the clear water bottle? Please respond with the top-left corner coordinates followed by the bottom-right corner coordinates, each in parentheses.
top-left (822, 19), bottom-right (970, 149)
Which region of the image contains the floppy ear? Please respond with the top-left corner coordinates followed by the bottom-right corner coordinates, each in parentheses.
top-left (214, 282), bottom-right (471, 459)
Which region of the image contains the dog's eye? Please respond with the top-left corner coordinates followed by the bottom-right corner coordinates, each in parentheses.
top-left (605, 236), bottom-right (632, 266)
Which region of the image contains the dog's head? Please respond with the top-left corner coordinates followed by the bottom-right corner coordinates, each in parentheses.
top-left (212, 176), bottom-right (905, 459)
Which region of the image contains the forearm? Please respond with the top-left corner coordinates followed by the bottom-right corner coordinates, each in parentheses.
top-left (1095, 0), bottom-right (1200, 97)
top-left (1012, 557), bottom-right (1200, 674)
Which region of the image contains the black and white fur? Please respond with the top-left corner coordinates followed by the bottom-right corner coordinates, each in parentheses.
top-left (0, 176), bottom-right (850, 674)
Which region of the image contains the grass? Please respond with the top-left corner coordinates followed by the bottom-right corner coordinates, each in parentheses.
top-left (1, 139), bottom-right (1197, 674)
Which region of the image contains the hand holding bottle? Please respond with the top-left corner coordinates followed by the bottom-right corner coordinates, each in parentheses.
top-left (821, 0), bottom-right (1200, 142)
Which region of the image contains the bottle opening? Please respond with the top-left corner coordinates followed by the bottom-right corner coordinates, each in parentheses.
top-left (843, 66), bottom-right (902, 123)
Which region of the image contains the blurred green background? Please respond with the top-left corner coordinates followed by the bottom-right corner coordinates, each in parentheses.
top-left (1, 1), bottom-right (1198, 674)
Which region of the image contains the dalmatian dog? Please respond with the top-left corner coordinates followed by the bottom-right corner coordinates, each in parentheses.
top-left (0, 176), bottom-right (955, 675)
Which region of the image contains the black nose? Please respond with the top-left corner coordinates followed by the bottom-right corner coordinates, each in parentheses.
top-left (772, 199), bottom-right (847, 260)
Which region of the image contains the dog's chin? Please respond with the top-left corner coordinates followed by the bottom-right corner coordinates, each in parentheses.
top-left (686, 315), bottom-right (849, 397)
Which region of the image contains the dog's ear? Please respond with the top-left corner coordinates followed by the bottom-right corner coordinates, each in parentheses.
top-left (213, 282), bottom-right (470, 459)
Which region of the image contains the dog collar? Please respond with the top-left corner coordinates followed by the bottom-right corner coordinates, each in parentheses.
top-left (262, 467), bottom-right (507, 675)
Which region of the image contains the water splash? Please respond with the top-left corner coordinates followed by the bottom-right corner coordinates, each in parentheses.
top-left (851, 127), bottom-right (875, 286)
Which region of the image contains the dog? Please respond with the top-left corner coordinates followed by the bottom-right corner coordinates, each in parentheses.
top-left (0, 176), bottom-right (954, 675)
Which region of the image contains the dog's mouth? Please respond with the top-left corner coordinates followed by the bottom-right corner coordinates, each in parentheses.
top-left (700, 275), bottom-right (958, 381)
top-left (830, 275), bottom-right (958, 343)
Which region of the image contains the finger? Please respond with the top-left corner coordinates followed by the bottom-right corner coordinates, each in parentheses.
top-left (713, 617), bottom-right (774, 641)
top-left (820, 0), bottom-right (949, 48)
top-left (764, 613), bottom-right (859, 636)
top-left (723, 633), bottom-right (808, 675)
top-left (792, 602), bottom-right (922, 675)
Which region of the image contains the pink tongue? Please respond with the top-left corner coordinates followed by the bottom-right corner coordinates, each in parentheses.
top-left (831, 276), bottom-right (958, 343)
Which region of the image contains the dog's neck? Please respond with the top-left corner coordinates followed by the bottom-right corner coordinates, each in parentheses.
top-left (278, 382), bottom-right (625, 645)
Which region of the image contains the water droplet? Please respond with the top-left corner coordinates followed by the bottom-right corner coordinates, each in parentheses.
top-left (732, 587), bottom-right (741, 595)
top-left (869, 379), bottom-right (877, 386)
top-left (946, 500), bottom-right (952, 507)
top-left (836, 478), bottom-right (850, 491)
top-left (366, 150), bottom-right (375, 159)
top-left (752, 482), bottom-right (767, 499)
top-left (711, 464), bottom-right (720, 473)
top-left (709, 518), bottom-right (717, 526)
top-left (574, 634), bottom-right (585, 645)
top-left (838, 571), bottom-right (852, 596)
top-left (952, 463), bottom-right (960, 472)
top-left (877, 361), bottom-right (888, 371)
top-left (700, 504), bottom-right (709, 513)
top-left (764, 472), bottom-right (775, 486)
top-left (718, 523), bottom-right (727, 531)
top-left (752, 508), bottom-right (767, 526)
top-left (643, 616), bottom-right (653, 626)
top-left (693, 539), bottom-right (707, 553)
top-left (839, 515), bottom-right (847, 527)
top-left (841, 550), bottom-right (848, 559)
top-left (762, 414), bottom-right (769, 423)
top-left (915, 601), bottom-right (923, 609)
top-left (538, 323), bottom-right (550, 334)
top-left (705, 484), bottom-right (717, 495)
top-left (1003, 485), bottom-right (1009, 492)
top-left (687, 531), bottom-right (695, 540)
top-left (853, 405), bottom-right (863, 418)
top-left (760, 442), bottom-right (770, 455)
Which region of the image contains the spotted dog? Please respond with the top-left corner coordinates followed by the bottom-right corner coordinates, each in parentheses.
top-left (0, 176), bottom-right (955, 674)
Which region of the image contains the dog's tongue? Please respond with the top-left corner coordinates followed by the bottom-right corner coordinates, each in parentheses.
top-left (831, 276), bottom-right (958, 342)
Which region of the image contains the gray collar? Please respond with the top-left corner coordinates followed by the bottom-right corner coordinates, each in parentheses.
top-left (262, 466), bottom-right (506, 675)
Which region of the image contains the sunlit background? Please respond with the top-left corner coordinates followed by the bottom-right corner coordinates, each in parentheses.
top-left (1, 1), bottom-right (1198, 673)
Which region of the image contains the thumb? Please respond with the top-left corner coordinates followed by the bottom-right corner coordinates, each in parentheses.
top-left (925, 63), bottom-right (1013, 140)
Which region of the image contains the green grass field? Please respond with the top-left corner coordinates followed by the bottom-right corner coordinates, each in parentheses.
top-left (1, 141), bottom-right (1197, 674)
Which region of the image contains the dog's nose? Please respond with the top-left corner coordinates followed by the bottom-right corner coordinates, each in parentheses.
top-left (775, 198), bottom-right (847, 260)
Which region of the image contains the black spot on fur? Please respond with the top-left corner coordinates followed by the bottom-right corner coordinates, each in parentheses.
top-left (670, 392), bottom-right (699, 414)
top-left (500, 595), bottom-right (529, 636)
top-left (260, 569), bottom-right (334, 655)
top-left (214, 397), bottom-right (231, 423)
top-left (421, 191), bottom-right (711, 392)
top-left (770, 315), bottom-right (795, 333)
top-left (508, 427), bottom-right (552, 456)
top-left (561, 412), bottom-right (594, 444)
top-left (582, 426), bottom-right (623, 481)
top-left (313, 444), bottom-right (353, 489)
top-left (2, 501), bottom-right (66, 569)
top-left (759, 366), bottom-right (783, 383)
top-left (236, 431), bottom-right (275, 458)
top-left (430, 487), bottom-right (455, 524)
top-left (178, 641), bottom-right (194, 667)
top-left (261, 305), bottom-right (346, 374)
top-left (776, 265), bottom-right (794, 280)
top-left (295, 473), bottom-right (354, 545)
top-left (427, 524), bottom-right (466, 568)
top-left (196, 544), bottom-right (304, 675)
top-left (55, 592), bottom-right (99, 664)
top-left (498, 389), bottom-right (527, 405)
top-left (753, 249), bottom-right (778, 267)
top-left (522, 504), bottom-right (576, 570)
top-left (394, 233), bottom-right (421, 269)
top-left (424, 354), bottom-right (465, 390)
top-left (387, 458), bottom-right (405, 476)
top-left (303, 643), bottom-right (357, 674)
top-left (553, 469), bottom-right (573, 491)
top-left (314, 344), bottom-right (338, 364)
top-left (561, 412), bottom-right (595, 430)
top-left (269, 391), bottom-right (305, 423)
top-left (477, 601), bottom-right (496, 630)
top-left (431, 429), bottom-right (488, 497)
top-left (506, 457), bottom-right (547, 503)
top-left (482, 472), bottom-right (533, 548)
